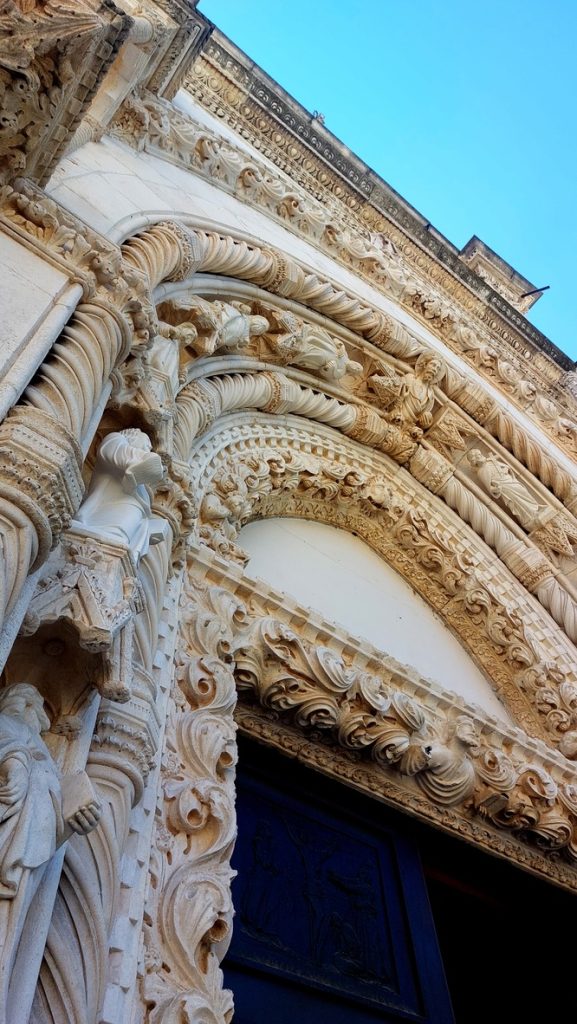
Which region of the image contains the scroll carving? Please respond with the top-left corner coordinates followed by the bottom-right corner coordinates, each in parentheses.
top-left (142, 574), bottom-right (245, 1023)
top-left (232, 611), bottom-right (577, 867)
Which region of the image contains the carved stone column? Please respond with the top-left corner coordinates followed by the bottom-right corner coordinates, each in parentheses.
top-left (141, 566), bottom-right (245, 1023)
top-left (0, 407), bottom-right (83, 629)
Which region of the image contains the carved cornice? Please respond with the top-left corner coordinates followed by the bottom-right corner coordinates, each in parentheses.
top-left (184, 34), bottom-right (573, 377)
top-left (144, 1), bottom-right (213, 99)
top-left (0, 0), bottom-right (131, 187)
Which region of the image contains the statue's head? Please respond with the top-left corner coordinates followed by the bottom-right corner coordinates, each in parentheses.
top-left (0, 683), bottom-right (50, 733)
top-left (249, 315), bottom-right (270, 337)
top-left (119, 428), bottom-right (152, 452)
top-left (415, 351), bottom-right (445, 384)
top-left (466, 448), bottom-right (484, 468)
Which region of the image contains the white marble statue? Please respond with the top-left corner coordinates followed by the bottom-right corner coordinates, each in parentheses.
top-left (0, 683), bottom-right (101, 1022)
top-left (466, 448), bottom-right (541, 529)
top-left (266, 312), bottom-right (363, 381)
top-left (73, 428), bottom-right (167, 560)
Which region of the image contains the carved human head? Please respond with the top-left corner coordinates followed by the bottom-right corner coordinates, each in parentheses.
top-left (0, 683), bottom-right (51, 733)
top-left (249, 315), bottom-right (270, 337)
top-left (466, 448), bottom-right (484, 468)
top-left (119, 428), bottom-right (153, 452)
top-left (415, 351), bottom-right (445, 384)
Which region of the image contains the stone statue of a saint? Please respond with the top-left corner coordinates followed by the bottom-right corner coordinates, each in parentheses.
top-left (0, 683), bottom-right (101, 1021)
top-left (371, 351), bottom-right (445, 431)
top-left (466, 448), bottom-right (541, 530)
top-left (266, 312), bottom-right (363, 381)
top-left (391, 352), bottom-right (445, 429)
top-left (73, 428), bottom-right (167, 560)
top-left (166, 296), bottom-right (269, 358)
top-left (0, 684), bottom-right (101, 898)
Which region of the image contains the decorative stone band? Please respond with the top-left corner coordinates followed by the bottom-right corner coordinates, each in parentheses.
top-left (232, 611), bottom-right (577, 880)
top-left (188, 416), bottom-right (577, 752)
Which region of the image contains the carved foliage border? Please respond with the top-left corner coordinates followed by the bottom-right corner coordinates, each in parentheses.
top-left (189, 415), bottom-right (577, 751)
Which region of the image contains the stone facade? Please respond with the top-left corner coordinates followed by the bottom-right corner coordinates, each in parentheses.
top-left (0, 3), bottom-right (576, 1021)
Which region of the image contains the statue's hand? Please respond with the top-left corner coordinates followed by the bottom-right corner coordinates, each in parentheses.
top-left (0, 758), bottom-right (29, 807)
top-left (66, 800), bottom-right (102, 836)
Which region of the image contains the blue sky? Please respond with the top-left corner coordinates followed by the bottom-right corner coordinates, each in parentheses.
top-left (198, 0), bottom-right (577, 362)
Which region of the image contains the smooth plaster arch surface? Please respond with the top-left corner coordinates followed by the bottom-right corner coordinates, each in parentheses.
top-left (238, 517), bottom-right (513, 724)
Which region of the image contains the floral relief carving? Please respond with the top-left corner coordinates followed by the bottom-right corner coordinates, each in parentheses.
top-left (0, 0), bottom-right (129, 185)
top-left (231, 613), bottom-right (577, 854)
top-left (142, 573), bottom-right (246, 1023)
top-left (190, 423), bottom-right (577, 747)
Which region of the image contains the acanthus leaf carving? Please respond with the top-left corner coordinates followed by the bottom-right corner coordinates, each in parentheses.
top-left (226, 597), bottom-right (577, 872)
top-left (141, 573), bottom-right (246, 1022)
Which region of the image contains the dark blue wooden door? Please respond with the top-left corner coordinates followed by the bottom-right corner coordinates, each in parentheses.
top-left (224, 746), bottom-right (454, 1024)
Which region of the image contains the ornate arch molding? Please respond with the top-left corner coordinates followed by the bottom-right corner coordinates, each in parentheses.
top-left (145, 545), bottom-right (577, 1022)
top-left (159, 272), bottom-right (577, 637)
top-left (123, 215), bottom-right (577, 506)
top-left (187, 412), bottom-right (577, 755)
top-left (110, 90), bottom-right (577, 466)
